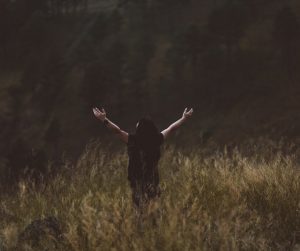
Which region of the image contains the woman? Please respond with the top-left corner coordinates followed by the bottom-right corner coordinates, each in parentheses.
top-left (92, 107), bottom-right (193, 207)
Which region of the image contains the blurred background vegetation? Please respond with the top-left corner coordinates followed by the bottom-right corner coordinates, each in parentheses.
top-left (0, 0), bottom-right (300, 185)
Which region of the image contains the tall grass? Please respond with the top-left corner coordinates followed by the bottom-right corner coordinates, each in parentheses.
top-left (0, 141), bottom-right (299, 251)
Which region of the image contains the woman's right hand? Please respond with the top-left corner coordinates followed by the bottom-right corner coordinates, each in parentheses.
top-left (93, 107), bottom-right (107, 122)
top-left (182, 108), bottom-right (193, 120)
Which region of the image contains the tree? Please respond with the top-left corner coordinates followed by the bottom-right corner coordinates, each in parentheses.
top-left (206, 1), bottom-right (249, 63)
top-left (272, 5), bottom-right (300, 82)
top-left (0, 0), bottom-right (10, 61)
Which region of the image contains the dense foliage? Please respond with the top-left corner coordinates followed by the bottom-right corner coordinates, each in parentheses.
top-left (0, 0), bottom-right (299, 183)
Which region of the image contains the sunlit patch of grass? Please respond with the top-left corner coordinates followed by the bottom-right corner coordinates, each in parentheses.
top-left (0, 142), bottom-right (299, 250)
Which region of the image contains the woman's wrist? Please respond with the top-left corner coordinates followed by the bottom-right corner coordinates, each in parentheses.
top-left (103, 118), bottom-right (109, 126)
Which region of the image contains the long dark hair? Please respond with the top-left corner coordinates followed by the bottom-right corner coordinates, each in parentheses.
top-left (135, 117), bottom-right (161, 152)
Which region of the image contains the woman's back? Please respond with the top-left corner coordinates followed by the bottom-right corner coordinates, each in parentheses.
top-left (127, 132), bottom-right (164, 186)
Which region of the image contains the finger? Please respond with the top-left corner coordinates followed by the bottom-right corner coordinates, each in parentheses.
top-left (186, 109), bottom-right (193, 116)
top-left (102, 108), bottom-right (106, 114)
top-left (184, 108), bottom-right (187, 113)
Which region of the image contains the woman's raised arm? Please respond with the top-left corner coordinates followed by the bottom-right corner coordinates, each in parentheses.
top-left (93, 107), bottom-right (128, 143)
top-left (161, 108), bottom-right (193, 139)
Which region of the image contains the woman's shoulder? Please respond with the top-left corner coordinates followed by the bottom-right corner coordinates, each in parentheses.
top-left (158, 132), bottom-right (164, 146)
top-left (127, 133), bottom-right (137, 146)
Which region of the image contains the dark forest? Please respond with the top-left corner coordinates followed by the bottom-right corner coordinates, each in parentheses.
top-left (1, 0), bottom-right (299, 181)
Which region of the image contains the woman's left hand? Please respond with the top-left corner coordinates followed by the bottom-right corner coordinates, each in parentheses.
top-left (182, 108), bottom-right (193, 120)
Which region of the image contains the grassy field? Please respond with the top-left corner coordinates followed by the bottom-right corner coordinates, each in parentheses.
top-left (0, 140), bottom-right (299, 251)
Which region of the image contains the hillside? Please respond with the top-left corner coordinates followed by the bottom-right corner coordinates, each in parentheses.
top-left (0, 0), bottom-right (299, 183)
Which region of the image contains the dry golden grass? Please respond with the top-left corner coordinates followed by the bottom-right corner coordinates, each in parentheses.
top-left (0, 141), bottom-right (299, 251)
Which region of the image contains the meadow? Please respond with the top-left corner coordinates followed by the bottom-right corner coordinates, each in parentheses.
top-left (0, 139), bottom-right (299, 251)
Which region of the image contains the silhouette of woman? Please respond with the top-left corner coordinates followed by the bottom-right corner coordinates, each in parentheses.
top-left (92, 107), bottom-right (193, 207)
